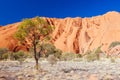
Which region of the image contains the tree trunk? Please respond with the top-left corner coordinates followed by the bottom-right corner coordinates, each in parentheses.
top-left (35, 58), bottom-right (39, 70)
top-left (33, 48), bottom-right (39, 70)
top-left (33, 36), bottom-right (39, 70)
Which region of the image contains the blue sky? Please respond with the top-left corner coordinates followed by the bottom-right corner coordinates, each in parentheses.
top-left (0, 0), bottom-right (120, 25)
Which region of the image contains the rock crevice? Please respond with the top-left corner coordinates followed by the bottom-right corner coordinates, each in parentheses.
top-left (0, 11), bottom-right (120, 53)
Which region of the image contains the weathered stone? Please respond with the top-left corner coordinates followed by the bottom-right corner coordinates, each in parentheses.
top-left (0, 11), bottom-right (120, 54)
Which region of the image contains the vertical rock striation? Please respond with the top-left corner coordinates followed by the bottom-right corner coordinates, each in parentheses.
top-left (0, 11), bottom-right (120, 53)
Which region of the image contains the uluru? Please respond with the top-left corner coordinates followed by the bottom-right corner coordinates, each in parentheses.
top-left (1, 0), bottom-right (120, 80)
top-left (0, 11), bottom-right (120, 54)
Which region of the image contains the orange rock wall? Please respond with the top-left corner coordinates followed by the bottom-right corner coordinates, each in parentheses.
top-left (0, 11), bottom-right (120, 53)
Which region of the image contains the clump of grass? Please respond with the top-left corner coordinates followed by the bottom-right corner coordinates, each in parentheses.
top-left (84, 45), bottom-right (103, 62)
top-left (13, 50), bottom-right (31, 60)
top-left (12, 50), bottom-right (32, 64)
top-left (35, 43), bottom-right (62, 59)
top-left (60, 52), bottom-right (76, 61)
top-left (1, 52), bottom-right (11, 60)
top-left (0, 48), bottom-right (9, 60)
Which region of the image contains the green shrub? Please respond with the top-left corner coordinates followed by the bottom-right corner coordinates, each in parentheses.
top-left (1, 52), bottom-right (10, 60)
top-left (42, 43), bottom-right (56, 57)
top-left (85, 46), bottom-right (102, 62)
top-left (0, 48), bottom-right (8, 54)
top-left (29, 43), bottom-right (62, 64)
top-left (54, 49), bottom-right (62, 59)
top-left (0, 48), bottom-right (32, 61)
top-left (85, 51), bottom-right (98, 62)
top-left (38, 43), bottom-right (62, 58)
top-left (76, 53), bottom-right (82, 58)
top-left (85, 50), bottom-right (93, 61)
top-left (13, 50), bottom-right (28, 60)
top-left (61, 52), bottom-right (77, 61)
top-left (0, 48), bottom-right (9, 60)
top-left (109, 41), bottom-right (120, 48)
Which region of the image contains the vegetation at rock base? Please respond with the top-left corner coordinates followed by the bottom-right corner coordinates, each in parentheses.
top-left (84, 45), bottom-right (103, 62)
top-left (13, 50), bottom-right (31, 60)
top-left (29, 43), bottom-right (62, 64)
top-left (109, 41), bottom-right (120, 48)
top-left (1, 41), bottom-right (119, 65)
top-left (40, 43), bottom-right (62, 59)
top-left (14, 17), bottom-right (54, 70)
top-left (0, 48), bottom-right (9, 60)
top-left (0, 48), bottom-right (31, 62)
top-left (60, 52), bottom-right (82, 61)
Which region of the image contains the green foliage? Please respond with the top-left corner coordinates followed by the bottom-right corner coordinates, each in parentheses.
top-left (13, 50), bottom-right (29, 60)
top-left (54, 49), bottom-right (62, 59)
top-left (85, 50), bottom-right (97, 62)
top-left (14, 17), bottom-right (54, 70)
top-left (41, 43), bottom-right (62, 59)
top-left (109, 41), bottom-right (120, 48)
top-left (0, 48), bottom-right (32, 60)
top-left (42, 43), bottom-right (56, 57)
top-left (1, 52), bottom-right (10, 60)
top-left (61, 52), bottom-right (78, 61)
top-left (0, 48), bottom-right (8, 54)
top-left (14, 17), bottom-right (54, 43)
top-left (0, 48), bottom-right (9, 60)
top-left (85, 45), bottom-right (103, 62)
top-left (14, 16), bottom-right (54, 57)
top-left (76, 53), bottom-right (82, 58)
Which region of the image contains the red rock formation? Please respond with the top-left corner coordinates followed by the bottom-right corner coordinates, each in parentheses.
top-left (0, 23), bottom-right (18, 50)
top-left (0, 11), bottom-right (120, 53)
top-left (0, 23), bottom-right (28, 51)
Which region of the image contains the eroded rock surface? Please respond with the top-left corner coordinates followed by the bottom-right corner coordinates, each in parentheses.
top-left (0, 11), bottom-right (120, 53)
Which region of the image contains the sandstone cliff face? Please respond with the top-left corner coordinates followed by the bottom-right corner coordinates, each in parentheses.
top-left (44, 11), bottom-right (120, 54)
top-left (0, 23), bottom-right (18, 50)
top-left (0, 23), bottom-right (28, 51)
top-left (0, 11), bottom-right (120, 53)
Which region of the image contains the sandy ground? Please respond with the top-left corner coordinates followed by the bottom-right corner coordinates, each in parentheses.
top-left (0, 58), bottom-right (120, 80)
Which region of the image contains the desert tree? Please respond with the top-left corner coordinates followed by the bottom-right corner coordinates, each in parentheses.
top-left (14, 17), bottom-right (54, 70)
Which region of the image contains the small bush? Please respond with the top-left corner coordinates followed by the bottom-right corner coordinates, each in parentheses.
top-left (61, 52), bottom-right (77, 61)
top-left (84, 50), bottom-right (94, 62)
top-left (0, 48), bottom-right (9, 60)
top-left (54, 49), bottom-right (62, 59)
top-left (85, 52), bottom-right (98, 62)
top-left (0, 48), bottom-right (32, 61)
top-left (76, 53), bottom-right (82, 58)
top-left (13, 50), bottom-right (29, 60)
top-left (0, 48), bottom-right (8, 54)
top-left (109, 41), bottom-right (120, 48)
top-left (42, 43), bottom-right (56, 57)
top-left (85, 46), bottom-right (102, 62)
top-left (1, 52), bottom-right (10, 60)
top-left (38, 43), bottom-right (62, 58)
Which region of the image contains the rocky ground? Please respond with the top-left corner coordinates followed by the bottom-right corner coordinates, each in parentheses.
top-left (0, 58), bottom-right (120, 80)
